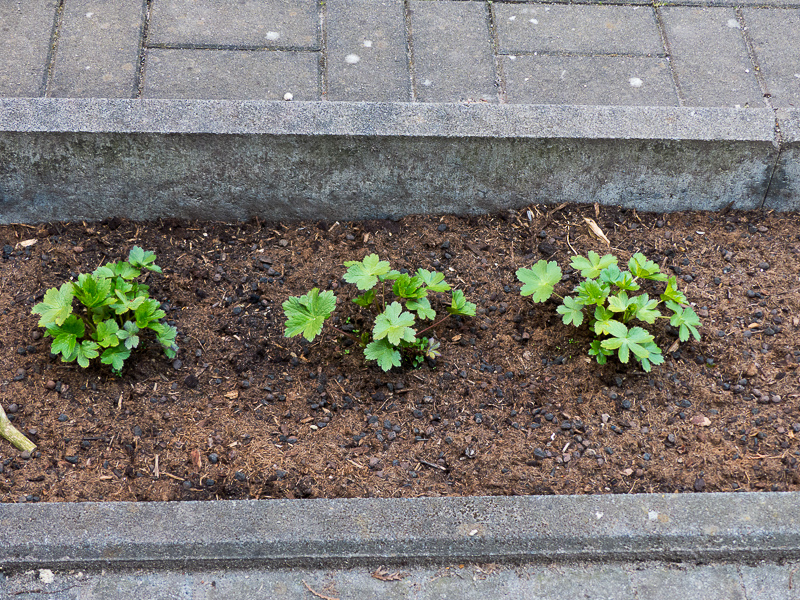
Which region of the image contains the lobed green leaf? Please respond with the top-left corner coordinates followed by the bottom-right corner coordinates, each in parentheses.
top-left (628, 253), bottom-right (667, 281)
top-left (283, 288), bottom-right (337, 342)
top-left (415, 269), bottom-right (450, 293)
top-left (33, 283), bottom-right (75, 328)
top-left (570, 251), bottom-right (617, 279)
top-left (407, 296), bottom-right (436, 320)
top-left (364, 338), bottom-right (402, 372)
top-left (373, 302), bottom-right (416, 346)
top-left (343, 254), bottom-right (391, 290)
top-left (447, 289), bottom-right (477, 316)
top-left (556, 296), bottom-right (584, 327)
top-left (516, 260), bottom-right (562, 303)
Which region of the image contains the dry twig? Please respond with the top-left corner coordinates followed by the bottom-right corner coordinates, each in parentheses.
top-left (302, 580), bottom-right (339, 600)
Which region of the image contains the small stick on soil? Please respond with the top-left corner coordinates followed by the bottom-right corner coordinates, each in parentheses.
top-left (0, 404), bottom-right (36, 453)
top-left (566, 227), bottom-right (578, 256)
top-left (302, 580), bottom-right (339, 600)
top-left (418, 458), bottom-right (447, 472)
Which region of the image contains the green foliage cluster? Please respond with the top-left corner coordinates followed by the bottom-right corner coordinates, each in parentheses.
top-left (283, 254), bottom-right (476, 371)
top-left (516, 251), bottom-right (701, 372)
top-left (32, 247), bottom-right (178, 375)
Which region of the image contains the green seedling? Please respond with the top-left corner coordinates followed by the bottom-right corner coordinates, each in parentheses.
top-left (516, 251), bottom-right (701, 372)
top-left (283, 254), bottom-right (476, 371)
top-left (33, 247), bottom-right (178, 375)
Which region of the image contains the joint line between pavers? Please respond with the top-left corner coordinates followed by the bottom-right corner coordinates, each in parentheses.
top-left (496, 50), bottom-right (668, 59)
top-left (318, 0), bottom-right (328, 100)
top-left (134, 0), bottom-right (152, 100)
top-left (653, 4), bottom-right (685, 107)
top-left (43, 0), bottom-right (66, 98)
top-left (404, 0), bottom-right (417, 102)
top-left (145, 43), bottom-right (321, 53)
top-left (736, 8), bottom-right (774, 112)
top-left (486, 0), bottom-right (507, 102)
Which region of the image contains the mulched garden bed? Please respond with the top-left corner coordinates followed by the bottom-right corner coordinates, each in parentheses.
top-left (1, 204), bottom-right (799, 503)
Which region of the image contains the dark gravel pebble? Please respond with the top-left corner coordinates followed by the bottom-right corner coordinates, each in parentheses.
top-left (208, 453), bottom-right (219, 464)
top-left (57, 414), bottom-right (69, 422)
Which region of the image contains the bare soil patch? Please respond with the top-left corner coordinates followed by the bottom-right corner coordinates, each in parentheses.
top-left (1, 205), bottom-right (799, 503)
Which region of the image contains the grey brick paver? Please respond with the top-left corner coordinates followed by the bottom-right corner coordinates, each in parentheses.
top-left (51, 0), bottom-right (145, 98)
top-left (143, 49), bottom-right (318, 100)
top-left (148, 0), bottom-right (318, 49)
top-left (503, 55), bottom-right (677, 106)
top-left (0, 0), bottom-right (58, 97)
top-left (410, 1), bottom-right (496, 103)
top-left (493, 4), bottom-right (663, 56)
top-left (742, 8), bottom-right (800, 108)
top-left (661, 8), bottom-right (762, 108)
top-left (326, 0), bottom-right (409, 102)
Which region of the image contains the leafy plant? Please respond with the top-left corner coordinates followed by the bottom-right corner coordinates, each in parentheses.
top-left (283, 254), bottom-right (476, 371)
top-left (516, 251), bottom-right (701, 372)
top-left (33, 247), bottom-right (178, 375)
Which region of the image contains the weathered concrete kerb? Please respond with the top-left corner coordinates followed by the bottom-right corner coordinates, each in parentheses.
top-left (0, 99), bottom-right (790, 224)
top-left (1, 492), bottom-right (799, 572)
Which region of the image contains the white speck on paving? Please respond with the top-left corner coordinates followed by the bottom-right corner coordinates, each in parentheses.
top-left (595, 512), bottom-right (604, 520)
top-left (629, 77), bottom-right (643, 88)
top-left (86, 12), bottom-right (93, 18)
top-left (509, 15), bottom-right (516, 21)
top-left (363, 40), bottom-right (372, 48)
top-left (266, 31), bottom-right (280, 41)
top-left (795, 73), bottom-right (800, 78)
top-left (85, 65), bottom-right (91, 70)
top-left (727, 19), bottom-right (740, 28)
top-left (283, 92), bottom-right (293, 101)
top-left (648, 511), bottom-right (659, 521)
top-left (529, 18), bottom-right (538, 24)
top-left (560, 70), bottom-right (567, 80)
top-left (508, 55), bottom-right (516, 61)
top-left (345, 54), bottom-right (361, 64)
top-left (422, 79), bottom-right (432, 86)
top-left (39, 569), bottom-right (55, 584)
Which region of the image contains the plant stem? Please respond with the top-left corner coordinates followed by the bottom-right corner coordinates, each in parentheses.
top-left (328, 325), bottom-right (362, 344)
top-left (0, 404), bottom-right (36, 453)
top-left (417, 314), bottom-right (452, 337)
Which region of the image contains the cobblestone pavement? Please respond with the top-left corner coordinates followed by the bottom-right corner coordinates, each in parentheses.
top-left (2, 0), bottom-right (799, 108)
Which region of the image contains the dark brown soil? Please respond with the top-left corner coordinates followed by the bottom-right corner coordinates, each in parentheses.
top-left (1, 205), bottom-right (800, 503)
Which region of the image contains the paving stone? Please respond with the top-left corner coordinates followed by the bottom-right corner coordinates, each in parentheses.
top-left (628, 563), bottom-right (746, 600)
top-left (326, 0), bottom-right (409, 102)
top-left (502, 55), bottom-right (677, 106)
top-left (661, 8), bottom-right (763, 108)
top-left (493, 4), bottom-right (663, 56)
top-left (51, 0), bottom-right (145, 98)
top-left (148, 0), bottom-right (318, 49)
top-left (741, 8), bottom-right (800, 108)
top-left (738, 561), bottom-right (800, 600)
top-left (0, 0), bottom-right (58, 97)
top-left (143, 49), bottom-right (318, 100)
top-left (410, 0), bottom-right (496, 102)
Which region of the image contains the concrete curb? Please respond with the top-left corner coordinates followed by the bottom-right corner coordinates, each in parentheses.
top-left (0, 99), bottom-right (792, 223)
top-left (1, 492), bottom-right (799, 571)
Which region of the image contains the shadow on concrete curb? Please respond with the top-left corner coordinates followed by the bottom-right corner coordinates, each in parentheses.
top-left (1, 100), bottom-right (798, 224)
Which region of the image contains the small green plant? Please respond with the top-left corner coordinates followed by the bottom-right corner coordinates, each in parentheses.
top-left (283, 254), bottom-right (476, 371)
top-left (516, 251), bottom-right (701, 372)
top-left (32, 247), bottom-right (178, 375)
